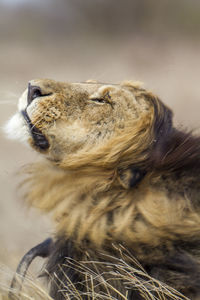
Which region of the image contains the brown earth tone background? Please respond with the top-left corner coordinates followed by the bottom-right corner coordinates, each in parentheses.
top-left (0, 0), bottom-right (200, 274)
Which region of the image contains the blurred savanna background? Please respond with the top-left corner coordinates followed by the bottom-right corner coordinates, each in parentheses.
top-left (0, 0), bottom-right (200, 283)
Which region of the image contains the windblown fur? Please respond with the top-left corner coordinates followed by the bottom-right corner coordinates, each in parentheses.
top-left (5, 79), bottom-right (200, 299)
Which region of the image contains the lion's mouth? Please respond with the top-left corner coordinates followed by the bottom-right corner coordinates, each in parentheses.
top-left (21, 110), bottom-right (49, 151)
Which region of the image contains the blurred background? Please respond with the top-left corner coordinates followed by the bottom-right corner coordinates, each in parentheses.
top-left (0, 0), bottom-right (200, 271)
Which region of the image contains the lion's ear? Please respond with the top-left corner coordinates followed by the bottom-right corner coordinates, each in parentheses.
top-left (117, 167), bottom-right (146, 189)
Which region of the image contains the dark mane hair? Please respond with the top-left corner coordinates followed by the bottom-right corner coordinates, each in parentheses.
top-left (153, 128), bottom-right (200, 172)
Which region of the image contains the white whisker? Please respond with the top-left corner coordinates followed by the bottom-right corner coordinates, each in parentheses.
top-left (30, 119), bottom-right (41, 130)
top-left (0, 91), bottom-right (19, 98)
top-left (0, 100), bottom-right (17, 105)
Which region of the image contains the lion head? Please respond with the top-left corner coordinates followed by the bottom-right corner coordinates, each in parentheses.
top-left (5, 79), bottom-right (172, 171)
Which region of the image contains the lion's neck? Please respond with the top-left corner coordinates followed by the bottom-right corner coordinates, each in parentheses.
top-left (24, 153), bottom-right (200, 249)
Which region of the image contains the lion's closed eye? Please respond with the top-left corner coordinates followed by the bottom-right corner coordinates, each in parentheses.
top-left (89, 92), bottom-right (113, 107)
top-left (89, 97), bottom-right (108, 104)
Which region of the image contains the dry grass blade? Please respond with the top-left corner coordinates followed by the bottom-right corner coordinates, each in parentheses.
top-left (0, 246), bottom-right (191, 300)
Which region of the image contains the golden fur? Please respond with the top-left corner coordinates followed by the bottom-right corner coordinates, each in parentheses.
top-left (6, 79), bottom-right (200, 298)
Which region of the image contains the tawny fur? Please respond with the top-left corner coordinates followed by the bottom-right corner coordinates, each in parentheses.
top-left (6, 79), bottom-right (200, 299)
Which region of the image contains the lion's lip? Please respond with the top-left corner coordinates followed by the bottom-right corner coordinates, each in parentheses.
top-left (21, 110), bottom-right (32, 126)
top-left (21, 110), bottom-right (49, 151)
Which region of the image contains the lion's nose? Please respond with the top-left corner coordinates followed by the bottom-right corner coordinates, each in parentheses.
top-left (27, 83), bottom-right (42, 105)
top-left (27, 83), bottom-right (53, 105)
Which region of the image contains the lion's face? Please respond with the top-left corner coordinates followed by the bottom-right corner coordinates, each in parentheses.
top-left (5, 79), bottom-right (154, 163)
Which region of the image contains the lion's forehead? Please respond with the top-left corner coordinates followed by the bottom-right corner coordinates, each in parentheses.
top-left (29, 79), bottom-right (112, 92)
top-left (28, 79), bottom-right (140, 97)
top-left (26, 79), bottom-right (151, 112)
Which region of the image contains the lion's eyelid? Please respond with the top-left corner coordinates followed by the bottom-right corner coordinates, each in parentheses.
top-left (89, 98), bottom-right (106, 104)
top-left (89, 92), bottom-right (112, 105)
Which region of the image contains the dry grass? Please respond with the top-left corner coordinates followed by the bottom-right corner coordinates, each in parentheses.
top-left (0, 247), bottom-right (189, 300)
top-left (0, 265), bottom-right (53, 300)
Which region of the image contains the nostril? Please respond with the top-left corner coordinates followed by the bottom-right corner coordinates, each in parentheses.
top-left (27, 83), bottom-right (42, 105)
top-left (27, 83), bottom-right (53, 106)
top-left (32, 88), bottom-right (42, 101)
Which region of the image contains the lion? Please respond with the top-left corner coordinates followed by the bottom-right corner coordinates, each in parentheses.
top-left (5, 79), bottom-right (200, 299)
